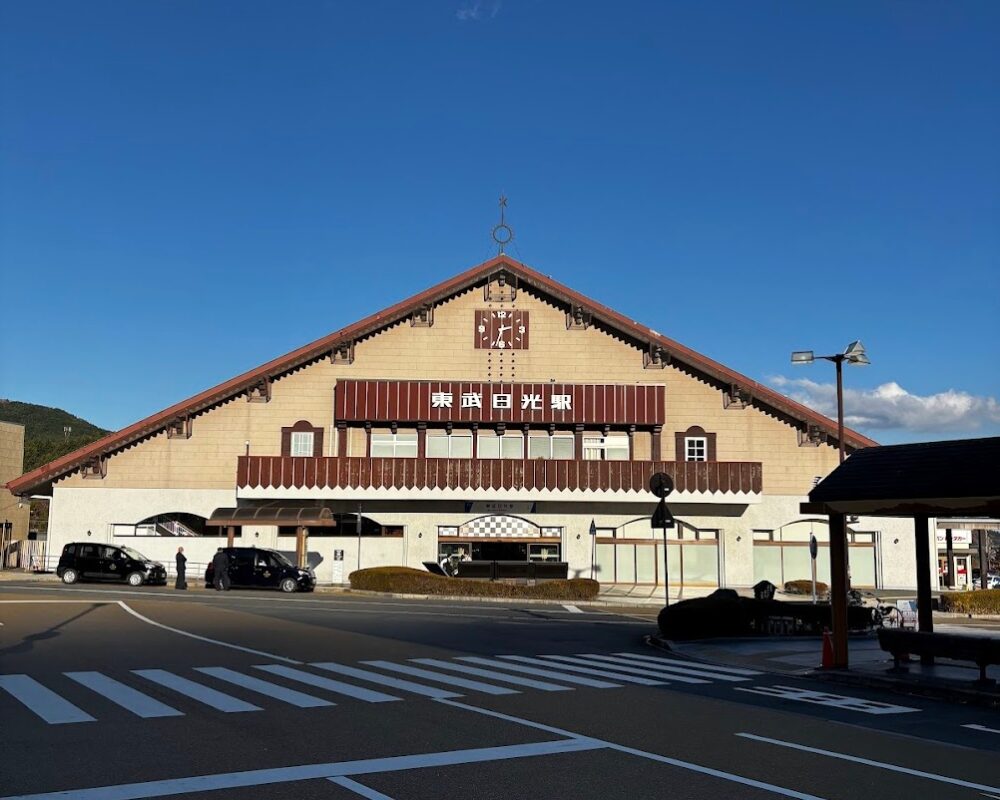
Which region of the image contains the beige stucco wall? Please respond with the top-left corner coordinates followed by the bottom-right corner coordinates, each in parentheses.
top-left (0, 421), bottom-right (31, 540)
top-left (56, 283), bottom-right (841, 495)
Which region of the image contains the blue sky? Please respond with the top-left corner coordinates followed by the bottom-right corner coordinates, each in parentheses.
top-left (1, 1), bottom-right (997, 444)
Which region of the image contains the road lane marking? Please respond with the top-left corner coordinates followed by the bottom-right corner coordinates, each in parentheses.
top-left (0, 738), bottom-right (604, 800)
top-left (437, 700), bottom-right (827, 800)
top-left (133, 670), bottom-right (261, 713)
top-left (194, 667), bottom-right (335, 708)
top-left (0, 675), bottom-right (95, 725)
top-left (311, 662), bottom-right (461, 698)
top-left (0, 600), bottom-right (116, 604)
top-left (736, 733), bottom-right (1000, 794)
top-left (410, 658), bottom-right (572, 691)
top-left (963, 724), bottom-right (1000, 734)
top-left (254, 665), bottom-right (400, 703)
top-left (361, 661), bottom-right (520, 696)
top-left (456, 656), bottom-right (621, 688)
top-left (116, 601), bottom-right (301, 663)
top-left (589, 653), bottom-right (752, 682)
top-left (563, 655), bottom-right (712, 684)
top-left (327, 777), bottom-right (396, 800)
top-left (520, 655), bottom-right (666, 685)
top-left (734, 685), bottom-right (920, 715)
top-left (613, 652), bottom-right (762, 676)
top-left (561, 604), bottom-right (584, 613)
top-left (64, 672), bottom-right (183, 718)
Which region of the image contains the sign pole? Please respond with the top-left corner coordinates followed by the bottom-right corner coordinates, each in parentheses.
top-left (648, 473), bottom-right (675, 608)
top-left (589, 519), bottom-right (597, 581)
top-left (661, 502), bottom-right (669, 608)
top-left (810, 534), bottom-right (818, 604)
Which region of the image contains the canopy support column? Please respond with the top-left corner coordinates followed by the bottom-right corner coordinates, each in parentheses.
top-left (945, 528), bottom-right (955, 589)
top-left (914, 514), bottom-right (934, 665)
top-left (828, 511), bottom-right (849, 669)
top-left (226, 525), bottom-right (236, 548)
top-left (296, 526), bottom-right (308, 569)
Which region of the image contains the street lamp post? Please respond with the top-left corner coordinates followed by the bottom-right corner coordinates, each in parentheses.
top-left (790, 341), bottom-right (870, 463)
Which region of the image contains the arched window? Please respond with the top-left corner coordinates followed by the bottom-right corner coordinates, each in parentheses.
top-left (675, 425), bottom-right (716, 462)
top-left (282, 420), bottom-right (324, 457)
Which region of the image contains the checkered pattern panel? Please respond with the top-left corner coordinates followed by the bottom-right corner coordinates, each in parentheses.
top-left (458, 515), bottom-right (539, 538)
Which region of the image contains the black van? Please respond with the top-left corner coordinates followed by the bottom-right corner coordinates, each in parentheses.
top-left (205, 547), bottom-right (315, 593)
top-left (58, 543), bottom-right (167, 587)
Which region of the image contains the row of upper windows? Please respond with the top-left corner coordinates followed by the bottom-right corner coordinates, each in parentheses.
top-left (372, 432), bottom-right (630, 461)
top-left (286, 424), bottom-right (714, 462)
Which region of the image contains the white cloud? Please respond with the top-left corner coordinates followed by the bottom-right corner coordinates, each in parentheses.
top-left (768, 376), bottom-right (1000, 434)
top-left (456, 1), bottom-right (501, 20)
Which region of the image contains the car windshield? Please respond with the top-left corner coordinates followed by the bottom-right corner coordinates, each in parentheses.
top-left (119, 546), bottom-right (150, 561)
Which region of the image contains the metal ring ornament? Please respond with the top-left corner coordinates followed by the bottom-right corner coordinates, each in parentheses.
top-left (492, 223), bottom-right (514, 247)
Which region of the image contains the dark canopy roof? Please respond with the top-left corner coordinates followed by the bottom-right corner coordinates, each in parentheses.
top-left (805, 436), bottom-right (1000, 517)
top-left (208, 503), bottom-right (338, 527)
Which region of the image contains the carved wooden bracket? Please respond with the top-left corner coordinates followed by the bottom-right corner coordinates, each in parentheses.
top-left (166, 416), bottom-right (192, 439)
top-left (247, 378), bottom-right (272, 403)
top-left (330, 342), bottom-right (355, 365)
top-left (410, 303), bottom-right (434, 327)
top-left (643, 344), bottom-right (670, 369)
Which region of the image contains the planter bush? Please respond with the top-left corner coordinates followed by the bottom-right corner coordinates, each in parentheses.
top-left (939, 589), bottom-right (1000, 615)
top-left (657, 589), bottom-right (874, 640)
top-left (784, 579), bottom-right (829, 595)
top-left (348, 566), bottom-right (600, 601)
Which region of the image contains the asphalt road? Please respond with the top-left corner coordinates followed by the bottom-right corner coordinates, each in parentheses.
top-left (1, 581), bottom-right (999, 800)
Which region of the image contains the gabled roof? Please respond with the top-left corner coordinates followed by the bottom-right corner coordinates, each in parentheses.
top-left (7, 254), bottom-right (877, 496)
top-left (807, 436), bottom-right (1000, 517)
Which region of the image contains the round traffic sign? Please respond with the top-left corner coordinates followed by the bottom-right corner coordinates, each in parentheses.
top-left (649, 472), bottom-right (674, 498)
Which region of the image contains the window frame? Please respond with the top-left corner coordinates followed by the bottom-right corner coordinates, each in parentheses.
top-left (582, 434), bottom-right (630, 461)
top-left (370, 432), bottom-right (419, 458)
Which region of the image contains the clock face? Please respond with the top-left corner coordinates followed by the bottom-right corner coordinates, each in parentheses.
top-left (475, 309), bottom-right (529, 350)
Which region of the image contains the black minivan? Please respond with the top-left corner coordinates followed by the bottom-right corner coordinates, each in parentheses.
top-left (205, 547), bottom-right (315, 593)
top-left (58, 543), bottom-right (167, 586)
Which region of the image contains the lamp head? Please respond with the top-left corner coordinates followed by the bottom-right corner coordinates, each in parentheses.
top-left (844, 340), bottom-right (870, 366)
top-left (791, 351), bottom-right (814, 365)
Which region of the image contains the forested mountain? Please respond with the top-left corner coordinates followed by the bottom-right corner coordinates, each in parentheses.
top-left (0, 400), bottom-right (110, 473)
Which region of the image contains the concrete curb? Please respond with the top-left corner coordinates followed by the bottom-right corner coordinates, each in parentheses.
top-left (313, 586), bottom-right (662, 609)
top-left (812, 667), bottom-right (1000, 709)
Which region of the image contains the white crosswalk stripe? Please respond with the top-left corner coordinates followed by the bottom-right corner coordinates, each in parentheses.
top-left (410, 658), bottom-right (572, 692)
top-left (512, 655), bottom-right (666, 685)
top-left (455, 656), bottom-right (622, 688)
top-left (65, 671), bottom-right (184, 718)
top-left (0, 675), bottom-right (95, 724)
top-left (1, 651), bottom-right (767, 726)
top-left (577, 654), bottom-right (750, 683)
top-left (195, 667), bottom-right (336, 708)
top-left (361, 661), bottom-right (519, 696)
top-left (310, 662), bottom-right (461, 699)
top-left (133, 669), bottom-right (261, 712)
top-left (557, 655), bottom-right (711, 684)
top-left (254, 665), bottom-right (401, 703)
top-left (613, 652), bottom-right (763, 677)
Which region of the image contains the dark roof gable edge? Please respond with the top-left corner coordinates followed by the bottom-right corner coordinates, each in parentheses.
top-left (6, 254), bottom-right (877, 495)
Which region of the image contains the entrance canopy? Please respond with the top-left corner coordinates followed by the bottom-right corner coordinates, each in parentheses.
top-left (801, 436), bottom-right (1000, 669)
top-left (803, 437), bottom-right (1000, 517)
top-left (207, 503), bottom-right (339, 527)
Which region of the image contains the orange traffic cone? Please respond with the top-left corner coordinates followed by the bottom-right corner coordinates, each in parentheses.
top-left (821, 627), bottom-right (835, 669)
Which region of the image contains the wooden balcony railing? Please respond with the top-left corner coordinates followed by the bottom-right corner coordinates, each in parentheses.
top-left (237, 456), bottom-right (762, 495)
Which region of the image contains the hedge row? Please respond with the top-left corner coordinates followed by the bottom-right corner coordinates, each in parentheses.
top-left (348, 566), bottom-right (600, 600)
top-left (939, 589), bottom-right (1000, 615)
top-left (784, 579), bottom-right (829, 595)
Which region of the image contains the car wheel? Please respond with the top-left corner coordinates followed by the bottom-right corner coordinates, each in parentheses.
top-left (62, 569), bottom-right (79, 585)
top-left (280, 577), bottom-right (298, 593)
top-left (126, 572), bottom-right (145, 587)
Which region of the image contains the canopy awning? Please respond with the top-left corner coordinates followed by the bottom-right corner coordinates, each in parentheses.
top-left (207, 503), bottom-right (339, 527)
top-left (802, 436), bottom-right (1000, 517)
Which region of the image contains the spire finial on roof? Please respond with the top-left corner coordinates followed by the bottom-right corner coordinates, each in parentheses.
top-left (492, 194), bottom-right (514, 255)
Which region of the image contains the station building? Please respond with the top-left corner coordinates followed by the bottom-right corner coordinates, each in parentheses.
top-left (7, 255), bottom-right (923, 592)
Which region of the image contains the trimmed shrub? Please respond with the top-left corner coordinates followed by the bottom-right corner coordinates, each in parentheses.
top-left (784, 579), bottom-right (829, 595)
top-left (939, 589), bottom-right (1000, 615)
top-left (657, 589), bottom-right (874, 640)
top-left (348, 566), bottom-right (600, 601)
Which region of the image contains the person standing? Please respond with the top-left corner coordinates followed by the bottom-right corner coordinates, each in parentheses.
top-left (175, 546), bottom-right (187, 590)
top-left (212, 548), bottom-right (230, 591)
